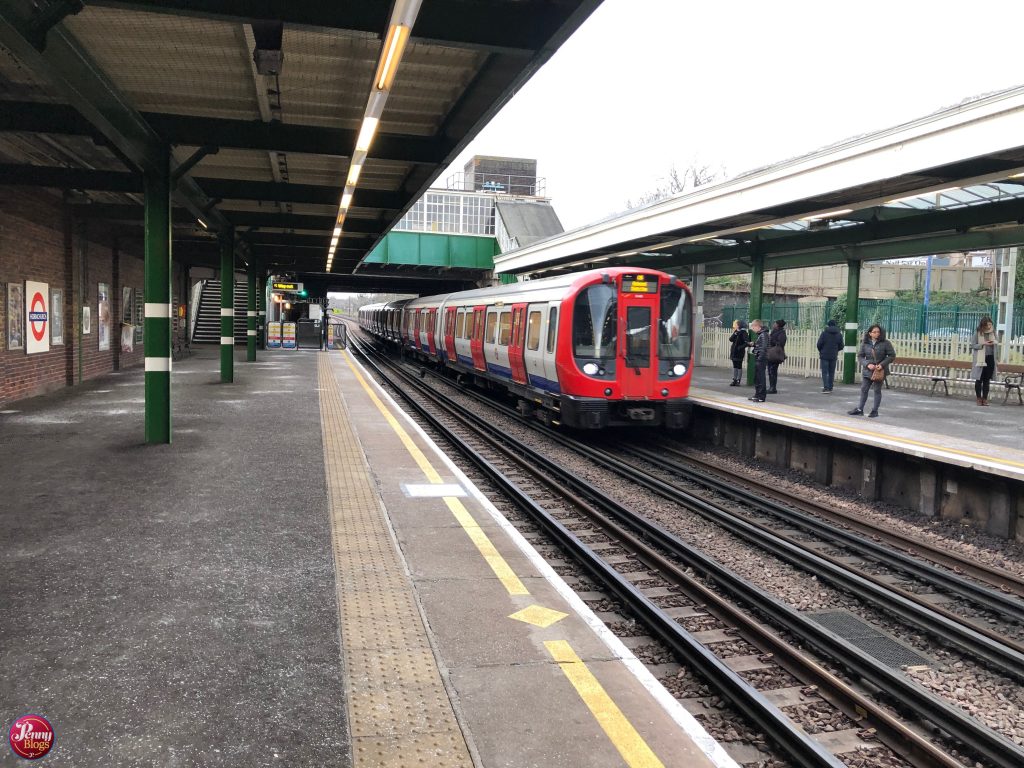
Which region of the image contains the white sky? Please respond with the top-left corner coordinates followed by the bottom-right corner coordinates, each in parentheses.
top-left (440, 0), bottom-right (1024, 231)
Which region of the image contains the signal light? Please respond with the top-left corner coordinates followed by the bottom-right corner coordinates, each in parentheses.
top-left (299, 289), bottom-right (308, 298)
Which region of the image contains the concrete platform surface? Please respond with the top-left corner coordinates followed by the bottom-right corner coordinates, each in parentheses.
top-left (690, 365), bottom-right (1024, 481)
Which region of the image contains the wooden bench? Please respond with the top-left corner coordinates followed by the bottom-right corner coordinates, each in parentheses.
top-left (886, 358), bottom-right (1024, 402)
top-left (885, 357), bottom-right (971, 396)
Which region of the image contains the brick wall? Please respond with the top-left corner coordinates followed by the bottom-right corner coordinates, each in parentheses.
top-left (0, 186), bottom-right (179, 408)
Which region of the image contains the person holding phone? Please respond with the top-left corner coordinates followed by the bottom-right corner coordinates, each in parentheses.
top-left (971, 316), bottom-right (998, 406)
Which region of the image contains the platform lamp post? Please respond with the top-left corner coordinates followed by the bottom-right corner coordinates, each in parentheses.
top-left (220, 230), bottom-right (235, 383)
top-left (746, 253), bottom-right (764, 385)
top-left (842, 259), bottom-right (861, 384)
top-left (143, 146), bottom-right (173, 444)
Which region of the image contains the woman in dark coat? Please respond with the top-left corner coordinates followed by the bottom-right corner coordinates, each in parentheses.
top-left (847, 324), bottom-right (897, 418)
top-left (728, 320), bottom-right (749, 385)
top-left (766, 319), bottom-right (787, 394)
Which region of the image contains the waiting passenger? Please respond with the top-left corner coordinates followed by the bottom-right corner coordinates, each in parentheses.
top-left (728, 320), bottom-right (749, 386)
top-left (971, 316), bottom-right (997, 406)
top-left (816, 320), bottom-right (844, 392)
top-left (847, 324), bottom-right (896, 418)
top-left (747, 319), bottom-right (769, 402)
top-left (766, 319), bottom-right (787, 394)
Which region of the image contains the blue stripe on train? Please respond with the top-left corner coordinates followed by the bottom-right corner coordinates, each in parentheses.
top-left (528, 374), bottom-right (561, 394)
top-left (457, 354), bottom-right (475, 367)
top-left (487, 362), bottom-right (513, 379)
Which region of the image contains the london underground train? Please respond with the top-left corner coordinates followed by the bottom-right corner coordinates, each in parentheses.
top-left (359, 267), bottom-right (694, 429)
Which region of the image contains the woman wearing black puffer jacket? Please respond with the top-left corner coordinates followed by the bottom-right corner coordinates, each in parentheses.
top-left (728, 320), bottom-right (749, 385)
top-left (766, 319), bottom-right (787, 394)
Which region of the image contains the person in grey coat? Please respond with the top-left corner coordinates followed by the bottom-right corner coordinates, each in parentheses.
top-left (970, 316), bottom-right (997, 406)
top-left (816, 319), bottom-right (844, 392)
top-left (847, 324), bottom-right (897, 417)
top-left (747, 319), bottom-right (769, 402)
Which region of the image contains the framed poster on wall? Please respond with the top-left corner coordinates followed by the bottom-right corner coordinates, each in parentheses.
top-left (122, 286), bottom-right (133, 324)
top-left (97, 282), bottom-right (111, 351)
top-left (7, 282), bottom-right (24, 350)
top-left (134, 289), bottom-right (144, 344)
top-left (82, 306), bottom-right (91, 334)
top-left (25, 280), bottom-right (50, 355)
top-left (51, 289), bottom-right (63, 345)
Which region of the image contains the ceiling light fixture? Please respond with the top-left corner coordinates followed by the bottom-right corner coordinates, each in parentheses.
top-left (801, 208), bottom-right (854, 221)
top-left (355, 117), bottom-right (380, 152)
top-left (346, 163), bottom-right (363, 187)
top-left (197, 218), bottom-right (208, 229)
top-left (340, 191), bottom-right (353, 210)
top-left (375, 24), bottom-right (410, 91)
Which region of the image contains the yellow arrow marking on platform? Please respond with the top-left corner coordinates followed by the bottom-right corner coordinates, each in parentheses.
top-left (545, 640), bottom-right (665, 768)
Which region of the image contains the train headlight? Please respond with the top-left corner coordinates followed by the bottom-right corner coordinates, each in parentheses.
top-left (604, 388), bottom-right (613, 396)
top-left (672, 364), bottom-right (686, 376)
top-left (582, 363), bottom-right (599, 375)
top-left (661, 388), bottom-right (669, 396)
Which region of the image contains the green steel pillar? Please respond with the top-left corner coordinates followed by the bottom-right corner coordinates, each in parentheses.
top-left (220, 232), bottom-right (235, 382)
top-left (247, 260), bottom-right (257, 361)
top-left (842, 259), bottom-right (861, 384)
top-left (144, 148), bottom-right (172, 444)
top-left (746, 253), bottom-right (764, 385)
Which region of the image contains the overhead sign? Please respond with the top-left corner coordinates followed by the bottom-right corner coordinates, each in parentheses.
top-left (271, 281), bottom-right (303, 292)
top-left (25, 280), bottom-right (50, 355)
top-left (621, 274), bottom-right (657, 294)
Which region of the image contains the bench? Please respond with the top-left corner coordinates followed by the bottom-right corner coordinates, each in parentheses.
top-left (886, 358), bottom-right (1024, 403)
top-left (885, 357), bottom-right (971, 396)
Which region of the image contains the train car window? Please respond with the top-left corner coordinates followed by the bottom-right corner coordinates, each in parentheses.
top-left (527, 311), bottom-right (542, 350)
top-left (485, 311), bottom-right (498, 344)
top-left (659, 285), bottom-right (691, 359)
top-left (498, 312), bottom-right (512, 346)
top-left (546, 308), bottom-right (558, 353)
top-left (573, 284), bottom-right (617, 359)
top-left (466, 311), bottom-right (475, 339)
top-left (625, 306), bottom-right (651, 367)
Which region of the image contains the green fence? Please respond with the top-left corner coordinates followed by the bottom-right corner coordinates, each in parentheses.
top-left (719, 300), bottom-right (1024, 336)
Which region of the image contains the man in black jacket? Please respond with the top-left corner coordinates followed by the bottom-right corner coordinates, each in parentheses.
top-left (748, 319), bottom-right (769, 402)
top-left (816, 319), bottom-right (844, 392)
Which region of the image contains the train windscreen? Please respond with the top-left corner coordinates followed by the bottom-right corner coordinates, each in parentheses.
top-left (658, 285), bottom-right (691, 360)
top-left (573, 284), bottom-right (617, 359)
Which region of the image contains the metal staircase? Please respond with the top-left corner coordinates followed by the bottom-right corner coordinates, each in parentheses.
top-left (190, 280), bottom-right (250, 345)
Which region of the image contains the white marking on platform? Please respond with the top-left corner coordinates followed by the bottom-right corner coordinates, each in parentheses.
top-left (403, 483), bottom-right (466, 498)
top-left (0, 410), bottom-right (20, 414)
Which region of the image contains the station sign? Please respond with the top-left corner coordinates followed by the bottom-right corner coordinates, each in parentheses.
top-left (621, 274), bottom-right (657, 294)
top-left (25, 280), bottom-right (50, 355)
top-left (271, 280), bottom-right (303, 292)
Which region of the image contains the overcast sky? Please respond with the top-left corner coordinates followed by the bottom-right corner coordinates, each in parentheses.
top-left (440, 0), bottom-right (1024, 231)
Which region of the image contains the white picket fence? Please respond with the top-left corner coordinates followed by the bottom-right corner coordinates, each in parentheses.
top-left (699, 329), bottom-right (1024, 396)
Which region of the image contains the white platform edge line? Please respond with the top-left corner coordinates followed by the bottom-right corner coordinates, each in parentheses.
top-left (348, 352), bottom-right (739, 768)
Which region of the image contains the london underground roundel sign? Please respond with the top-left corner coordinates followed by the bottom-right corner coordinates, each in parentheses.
top-left (24, 281), bottom-right (50, 354)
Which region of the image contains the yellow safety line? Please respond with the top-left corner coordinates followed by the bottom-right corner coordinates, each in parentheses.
top-left (545, 640), bottom-right (665, 768)
top-left (693, 392), bottom-right (1024, 469)
top-left (342, 350), bottom-right (529, 596)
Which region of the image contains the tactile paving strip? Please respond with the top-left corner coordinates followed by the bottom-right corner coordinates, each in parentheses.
top-left (318, 355), bottom-right (473, 766)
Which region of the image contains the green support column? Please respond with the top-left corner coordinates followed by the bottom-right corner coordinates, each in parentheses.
top-left (842, 259), bottom-right (861, 384)
top-left (144, 149), bottom-right (172, 444)
top-left (220, 233), bottom-right (235, 382)
top-left (257, 273), bottom-right (266, 350)
top-left (247, 261), bottom-right (257, 361)
top-left (745, 252), bottom-right (764, 385)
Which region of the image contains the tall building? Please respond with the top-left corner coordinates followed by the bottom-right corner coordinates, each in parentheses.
top-left (463, 155), bottom-right (539, 196)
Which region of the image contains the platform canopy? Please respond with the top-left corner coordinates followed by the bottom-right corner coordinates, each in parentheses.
top-left (494, 86), bottom-right (1024, 279)
top-left (0, 0), bottom-right (602, 287)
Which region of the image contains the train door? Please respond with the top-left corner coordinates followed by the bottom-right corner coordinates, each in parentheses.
top-left (523, 305), bottom-right (545, 387)
top-left (508, 304), bottom-right (528, 384)
top-left (470, 306), bottom-right (486, 371)
top-left (619, 278), bottom-right (658, 398)
top-left (426, 308), bottom-right (437, 356)
top-left (542, 304), bottom-right (559, 385)
top-left (443, 307), bottom-right (457, 362)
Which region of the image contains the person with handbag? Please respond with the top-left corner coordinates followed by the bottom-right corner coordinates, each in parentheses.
top-left (728, 320), bottom-right (749, 385)
top-left (747, 319), bottom-right (769, 402)
top-left (766, 319), bottom-right (787, 394)
top-left (970, 316), bottom-right (997, 406)
top-left (847, 324), bottom-right (896, 418)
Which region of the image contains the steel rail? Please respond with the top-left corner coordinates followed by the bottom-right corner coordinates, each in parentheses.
top-left (351, 340), bottom-right (1024, 768)
top-left (625, 442), bottom-right (1024, 621)
top-left (349, 341), bottom-right (847, 768)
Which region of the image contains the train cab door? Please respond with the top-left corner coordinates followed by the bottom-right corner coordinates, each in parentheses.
top-left (470, 306), bottom-right (486, 371)
top-left (508, 304), bottom-right (528, 384)
top-left (443, 307), bottom-right (457, 362)
top-left (426, 308), bottom-right (437, 356)
top-left (619, 275), bottom-right (658, 398)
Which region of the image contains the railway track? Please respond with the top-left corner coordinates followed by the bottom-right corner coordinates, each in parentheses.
top-left (348, 336), bottom-right (1024, 767)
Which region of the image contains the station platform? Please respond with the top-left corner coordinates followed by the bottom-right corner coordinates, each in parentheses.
top-left (689, 366), bottom-right (1024, 483)
top-left (1, 346), bottom-right (733, 768)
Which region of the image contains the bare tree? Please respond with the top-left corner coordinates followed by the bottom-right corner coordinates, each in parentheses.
top-left (626, 162), bottom-right (723, 209)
